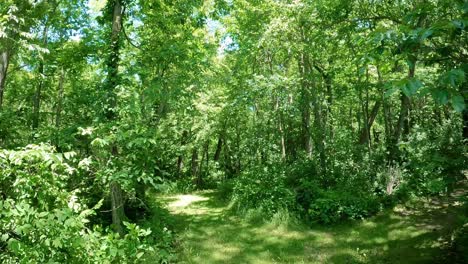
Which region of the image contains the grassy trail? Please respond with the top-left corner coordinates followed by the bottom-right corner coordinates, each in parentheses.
top-left (158, 187), bottom-right (466, 264)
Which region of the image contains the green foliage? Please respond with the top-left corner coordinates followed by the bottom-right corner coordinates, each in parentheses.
top-left (0, 145), bottom-right (166, 263)
top-left (231, 166), bottom-right (296, 217)
top-left (0, 0), bottom-right (467, 261)
top-left (400, 121), bottom-right (466, 196)
top-left (450, 224), bottom-right (468, 264)
top-left (307, 190), bottom-right (381, 224)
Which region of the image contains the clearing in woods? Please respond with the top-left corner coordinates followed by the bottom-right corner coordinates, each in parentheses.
top-left (156, 183), bottom-right (467, 264)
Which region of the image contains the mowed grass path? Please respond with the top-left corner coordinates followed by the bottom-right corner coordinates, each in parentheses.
top-left (157, 187), bottom-right (466, 264)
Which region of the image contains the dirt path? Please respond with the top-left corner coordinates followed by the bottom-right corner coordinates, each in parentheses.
top-left (159, 185), bottom-right (467, 264)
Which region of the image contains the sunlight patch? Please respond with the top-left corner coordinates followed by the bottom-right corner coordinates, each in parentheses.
top-left (169, 194), bottom-right (209, 208)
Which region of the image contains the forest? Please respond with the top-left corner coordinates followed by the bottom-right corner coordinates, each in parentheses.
top-left (0, 0), bottom-right (467, 263)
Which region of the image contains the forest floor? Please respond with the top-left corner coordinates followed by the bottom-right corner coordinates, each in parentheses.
top-left (156, 183), bottom-right (467, 264)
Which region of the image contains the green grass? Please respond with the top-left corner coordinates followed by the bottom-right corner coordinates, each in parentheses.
top-left (155, 190), bottom-right (466, 264)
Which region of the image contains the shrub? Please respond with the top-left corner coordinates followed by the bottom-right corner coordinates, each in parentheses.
top-left (0, 145), bottom-right (167, 263)
top-left (401, 122), bottom-right (466, 196)
top-left (449, 224), bottom-right (468, 264)
top-left (307, 190), bottom-right (381, 224)
top-left (231, 166), bottom-right (296, 217)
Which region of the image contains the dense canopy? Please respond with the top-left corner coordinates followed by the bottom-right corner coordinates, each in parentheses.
top-left (0, 0), bottom-right (467, 263)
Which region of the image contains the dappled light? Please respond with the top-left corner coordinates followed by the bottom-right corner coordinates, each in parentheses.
top-left (0, 0), bottom-right (466, 263)
top-left (158, 186), bottom-right (467, 264)
top-left (168, 195), bottom-right (210, 209)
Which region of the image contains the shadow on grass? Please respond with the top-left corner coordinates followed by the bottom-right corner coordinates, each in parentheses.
top-left (158, 190), bottom-right (466, 264)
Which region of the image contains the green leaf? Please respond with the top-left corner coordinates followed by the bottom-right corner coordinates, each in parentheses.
top-left (52, 238), bottom-right (63, 248)
top-left (402, 78), bottom-right (423, 97)
top-left (136, 252), bottom-right (145, 259)
top-left (420, 28), bottom-right (433, 40)
top-left (432, 89), bottom-right (449, 105)
top-left (384, 82), bottom-right (399, 97)
top-left (452, 95), bottom-right (465, 112)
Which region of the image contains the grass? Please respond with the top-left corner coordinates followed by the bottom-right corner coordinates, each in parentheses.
top-left (155, 189), bottom-right (466, 264)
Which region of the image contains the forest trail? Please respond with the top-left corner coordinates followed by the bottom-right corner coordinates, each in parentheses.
top-left (159, 185), bottom-right (466, 264)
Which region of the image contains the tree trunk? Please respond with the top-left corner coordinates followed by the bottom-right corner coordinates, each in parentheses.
top-left (463, 82), bottom-right (468, 142)
top-left (54, 67), bottom-right (65, 147)
top-left (107, 0), bottom-right (125, 236)
top-left (358, 101), bottom-right (381, 144)
top-left (0, 50), bottom-right (10, 109)
top-left (392, 56), bottom-right (416, 159)
top-left (55, 67), bottom-right (65, 129)
top-left (32, 4), bottom-right (57, 130)
top-left (214, 136), bottom-right (223, 161)
top-left (110, 179), bottom-right (125, 236)
top-left (377, 66), bottom-right (392, 148)
top-left (324, 75), bottom-right (333, 140)
top-left (176, 155), bottom-right (184, 176)
top-left (191, 148), bottom-right (199, 179)
top-left (235, 125), bottom-right (242, 174)
top-left (32, 59), bottom-right (46, 130)
top-left (298, 53), bottom-right (312, 156)
top-left (176, 130), bottom-right (188, 176)
top-left (273, 96), bottom-right (286, 160)
top-left (310, 70), bottom-right (326, 173)
top-left (464, 108), bottom-right (468, 142)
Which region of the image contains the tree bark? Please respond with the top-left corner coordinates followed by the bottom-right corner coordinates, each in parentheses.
top-left (464, 107), bottom-right (468, 142)
top-left (309, 66), bottom-right (326, 173)
top-left (107, 0), bottom-right (125, 236)
top-left (358, 101), bottom-right (381, 144)
top-left (298, 53), bottom-right (312, 156)
top-left (0, 50), bottom-right (10, 109)
top-left (213, 136), bottom-right (223, 161)
top-left (191, 148), bottom-right (199, 183)
top-left (110, 179), bottom-right (125, 236)
top-left (278, 97), bottom-right (286, 161)
top-left (463, 82), bottom-right (468, 142)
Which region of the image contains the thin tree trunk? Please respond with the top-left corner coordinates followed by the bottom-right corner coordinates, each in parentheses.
top-left (54, 67), bottom-right (65, 146)
top-left (309, 76), bottom-right (327, 173)
top-left (392, 56), bottom-right (416, 159)
top-left (32, 1), bottom-right (58, 130)
top-left (358, 101), bottom-right (381, 144)
top-left (110, 179), bottom-right (125, 236)
top-left (325, 75), bottom-right (333, 140)
top-left (176, 130), bottom-right (188, 176)
top-left (377, 66), bottom-right (392, 148)
top-left (191, 148), bottom-right (199, 183)
top-left (108, 0), bottom-right (125, 236)
top-left (462, 82), bottom-right (468, 141)
top-left (196, 142), bottom-right (209, 189)
top-left (176, 155), bottom-right (184, 175)
top-left (464, 108), bottom-right (468, 141)
top-left (0, 50), bottom-right (10, 109)
top-left (55, 67), bottom-right (65, 127)
top-left (32, 54), bottom-right (46, 130)
top-left (214, 136), bottom-right (223, 161)
top-left (298, 53), bottom-right (312, 156)
top-left (276, 97), bottom-right (286, 160)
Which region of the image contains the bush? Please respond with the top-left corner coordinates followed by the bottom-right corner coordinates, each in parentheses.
top-left (449, 224), bottom-right (468, 264)
top-left (401, 122), bottom-right (466, 196)
top-left (0, 145), bottom-right (166, 263)
top-left (217, 179), bottom-right (235, 201)
top-left (307, 190), bottom-right (381, 224)
top-left (231, 166), bottom-right (296, 218)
